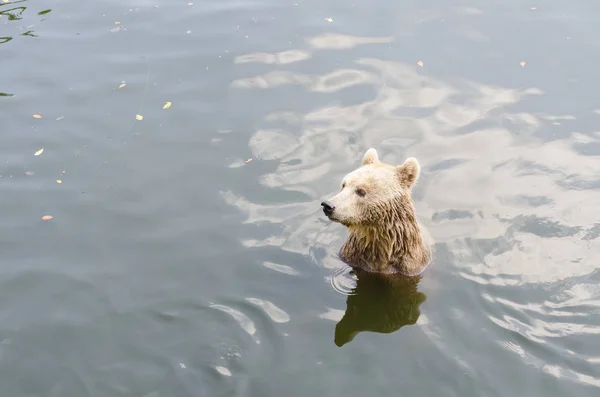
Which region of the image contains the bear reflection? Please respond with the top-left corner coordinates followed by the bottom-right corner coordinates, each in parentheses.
top-left (334, 268), bottom-right (426, 347)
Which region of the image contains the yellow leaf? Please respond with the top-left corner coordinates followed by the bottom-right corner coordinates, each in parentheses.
top-left (324, 17), bottom-right (333, 22)
top-left (163, 101), bottom-right (172, 109)
top-left (33, 114), bottom-right (42, 119)
top-left (417, 61), bottom-right (424, 67)
top-left (42, 215), bottom-right (53, 221)
top-left (34, 148), bottom-right (44, 156)
top-left (119, 83), bottom-right (126, 88)
top-left (136, 114), bottom-right (143, 120)
top-left (56, 179), bottom-right (62, 184)
top-left (520, 61), bottom-right (526, 67)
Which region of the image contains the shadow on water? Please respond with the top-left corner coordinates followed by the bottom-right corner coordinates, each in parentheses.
top-left (334, 269), bottom-right (426, 347)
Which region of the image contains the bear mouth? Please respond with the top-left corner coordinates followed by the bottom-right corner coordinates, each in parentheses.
top-left (322, 206), bottom-right (348, 225)
top-left (326, 212), bottom-right (347, 225)
top-left (324, 211), bottom-right (340, 223)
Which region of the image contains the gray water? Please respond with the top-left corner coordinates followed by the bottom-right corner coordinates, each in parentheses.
top-left (2, 0), bottom-right (600, 396)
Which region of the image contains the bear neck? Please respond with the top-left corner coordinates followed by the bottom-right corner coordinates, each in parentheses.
top-left (339, 197), bottom-right (430, 276)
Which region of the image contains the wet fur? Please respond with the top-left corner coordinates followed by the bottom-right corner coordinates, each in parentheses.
top-left (326, 149), bottom-right (432, 276)
top-left (339, 197), bottom-right (430, 276)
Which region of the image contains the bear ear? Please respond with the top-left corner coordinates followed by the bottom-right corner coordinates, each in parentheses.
top-left (362, 148), bottom-right (379, 165)
top-left (397, 157), bottom-right (420, 187)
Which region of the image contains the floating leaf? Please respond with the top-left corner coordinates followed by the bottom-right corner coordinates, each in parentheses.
top-left (56, 179), bottom-right (62, 184)
top-left (56, 116), bottom-right (64, 121)
top-left (163, 101), bottom-right (172, 109)
top-left (417, 61), bottom-right (424, 67)
top-left (324, 17), bottom-right (333, 22)
top-left (530, 6), bottom-right (538, 11)
top-left (245, 158), bottom-right (253, 163)
top-left (38, 9), bottom-right (52, 16)
top-left (114, 21), bottom-right (121, 25)
top-left (33, 114), bottom-right (42, 119)
top-left (118, 83), bottom-right (126, 89)
top-left (42, 215), bottom-right (53, 221)
top-left (136, 114), bottom-right (143, 121)
top-left (188, 2), bottom-right (194, 5)
top-left (34, 148), bottom-right (44, 156)
top-left (520, 61), bottom-right (526, 67)
top-left (24, 171), bottom-right (35, 176)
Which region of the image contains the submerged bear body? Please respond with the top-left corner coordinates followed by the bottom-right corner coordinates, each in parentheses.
top-left (321, 148), bottom-right (432, 276)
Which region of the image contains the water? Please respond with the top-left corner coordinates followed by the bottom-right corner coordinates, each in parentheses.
top-left (2, 0), bottom-right (600, 395)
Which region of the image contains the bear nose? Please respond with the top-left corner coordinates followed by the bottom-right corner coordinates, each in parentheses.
top-left (321, 200), bottom-right (335, 216)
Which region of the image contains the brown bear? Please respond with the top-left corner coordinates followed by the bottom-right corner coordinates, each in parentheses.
top-left (321, 148), bottom-right (432, 276)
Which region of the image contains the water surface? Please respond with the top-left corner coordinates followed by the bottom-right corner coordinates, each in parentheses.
top-left (2, 0), bottom-right (600, 396)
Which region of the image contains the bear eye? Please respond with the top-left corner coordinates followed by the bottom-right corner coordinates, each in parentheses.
top-left (341, 182), bottom-right (346, 190)
top-left (356, 188), bottom-right (366, 197)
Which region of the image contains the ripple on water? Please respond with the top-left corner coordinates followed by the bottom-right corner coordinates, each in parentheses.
top-left (262, 261), bottom-right (301, 276)
top-left (222, 15), bottom-right (600, 392)
top-left (209, 303), bottom-right (257, 338)
top-left (481, 273), bottom-right (600, 389)
top-left (328, 266), bottom-right (358, 296)
top-left (246, 298), bottom-right (290, 323)
top-left (203, 297), bottom-right (288, 394)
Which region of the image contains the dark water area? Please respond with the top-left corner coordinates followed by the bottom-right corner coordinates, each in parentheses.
top-left (2, 0), bottom-right (600, 395)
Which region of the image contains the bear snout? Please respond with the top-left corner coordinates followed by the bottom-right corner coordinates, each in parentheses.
top-left (321, 200), bottom-right (336, 216)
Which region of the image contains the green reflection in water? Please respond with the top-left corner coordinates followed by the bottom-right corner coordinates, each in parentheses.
top-left (334, 269), bottom-right (427, 347)
top-left (0, 1), bottom-right (47, 45)
top-left (0, 5), bottom-right (26, 21)
top-left (21, 30), bottom-right (37, 37)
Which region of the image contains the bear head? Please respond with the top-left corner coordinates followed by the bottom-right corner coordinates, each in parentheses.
top-left (321, 148), bottom-right (420, 227)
